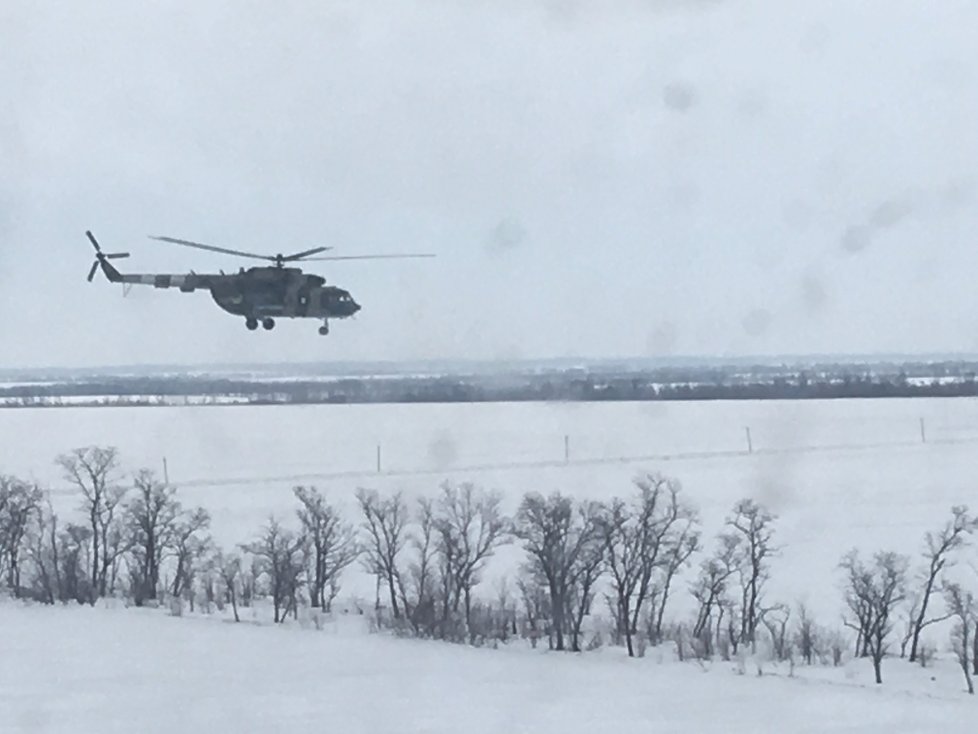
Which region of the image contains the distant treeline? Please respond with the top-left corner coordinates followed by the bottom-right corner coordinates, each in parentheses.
top-left (2, 362), bottom-right (978, 407)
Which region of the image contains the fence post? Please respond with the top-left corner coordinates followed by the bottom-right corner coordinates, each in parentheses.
top-left (376, 444), bottom-right (382, 473)
top-left (744, 427), bottom-right (753, 454)
top-left (564, 434), bottom-right (570, 464)
top-left (919, 418), bottom-right (926, 444)
top-left (163, 456), bottom-right (169, 485)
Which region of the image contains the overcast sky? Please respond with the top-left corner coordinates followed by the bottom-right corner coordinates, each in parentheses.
top-left (3, 0), bottom-right (978, 368)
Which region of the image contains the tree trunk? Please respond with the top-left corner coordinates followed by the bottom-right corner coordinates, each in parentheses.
top-left (972, 622), bottom-right (978, 676)
top-left (551, 590), bottom-right (565, 651)
top-left (873, 655), bottom-right (883, 685)
top-left (910, 573), bottom-right (938, 663)
top-left (654, 577), bottom-right (675, 645)
top-left (90, 510), bottom-right (100, 604)
top-left (619, 595), bottom-right (634, 657)
top-left (387, 575), bottom-right (400, 619)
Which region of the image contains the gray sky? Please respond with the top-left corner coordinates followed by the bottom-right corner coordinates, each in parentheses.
top-left (3, 0), bottom-right (978, 368)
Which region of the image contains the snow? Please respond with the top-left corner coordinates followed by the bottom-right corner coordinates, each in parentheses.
top-left (3, 399), bottom-right (978, 622)
top-left (0, 601), bottom-right (973, 734)
top-left (3, 399), bottom-right (978, 730)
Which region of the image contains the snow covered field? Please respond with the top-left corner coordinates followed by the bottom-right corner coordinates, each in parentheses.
top-left (2, 398), bottom-right (978, 616)
top-left (2, 398), bottom-right (978, 731)
top-left (0, 601), bottom-right (974, 734)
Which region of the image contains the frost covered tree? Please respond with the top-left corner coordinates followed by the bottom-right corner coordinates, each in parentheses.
top-left (294, 486), bottom-right (359, 610)
top-left (56, 447), bottom-right (128, 602)
top-left (906, 505), bottom-right (976, 662)
top-left (356, 488), bottom-right (409, 619)
top-left (841, 549), bottom-right (909, 684)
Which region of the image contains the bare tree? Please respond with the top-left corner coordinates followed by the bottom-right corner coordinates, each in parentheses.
top-left (402, 496), bottom-right (439, 634)
top-left (567, 529), bottom-right (605, 652)
top-left (944, 582), bottom-right (976, 694)
top-left (907, 506), bottom-right (976, 662)
top-left (0, 476), bottom-right (43, 595)
top-left (215, 549), bottom-right (243, 622)
top-left (56, 446), bottom-right (127, 601)
top-left (126, 469), bottom-right (180, 605)
top-left (514, 492), bottom-right (603, 652)
top-left (56, 523), bottom-right (94, 604)
top-left (761, 603), bottom-right (792, 661)
top-left (648, 482), bottom-right (700, 646)
top-left (24, 501), bottom-right (60, 604)
top-left (294, 486), bottom-right (359, 610)
top-left (432, 481), bottom-right (509, 640)
top-left (794, 602), bottom-right (818, 665)
top-left (169, 507), bottom-right (211, 601)
top-left (356, 488), bottom-right (409, 620)
top-left (841, 549), bottom-right (909, 684)
top-left (690, 533), bottom-right (739, 657)
top-left (244, 517), bottom-right (307, 623)
top-left (516, 571), bottom-right (551, 647)
top-left (726, 498), bottom-right (778, 650)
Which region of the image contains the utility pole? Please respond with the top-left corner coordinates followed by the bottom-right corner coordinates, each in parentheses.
top-left (744, 427), bottom-right (753, 454)
top-left (919, 418), bottom-right (926, 444)
top-left (564, 434), bottom-right (570, 464)
top-left (162, 456), bottom-right (169, 485)
top-left (376, 444), bottom-right (382, 473)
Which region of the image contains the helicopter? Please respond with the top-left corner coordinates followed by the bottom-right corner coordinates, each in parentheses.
top-left (85, 231), bottom-right (434, 335)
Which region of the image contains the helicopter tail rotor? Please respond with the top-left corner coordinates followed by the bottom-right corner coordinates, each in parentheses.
top-left (86, 230), bottom-right (130, 282)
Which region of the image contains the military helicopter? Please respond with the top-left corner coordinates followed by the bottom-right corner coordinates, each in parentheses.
top-left (84, 231), bottom-right (434, 335)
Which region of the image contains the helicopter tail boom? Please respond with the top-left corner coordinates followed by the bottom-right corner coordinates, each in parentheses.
top-left (86, 231), bottom-right (205, 291)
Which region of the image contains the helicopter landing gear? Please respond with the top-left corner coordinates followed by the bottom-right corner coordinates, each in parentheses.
top-left (245, 317), bottom-right (258, 331)
top-left (262, 317), bottom-right (275, 331)
top-left (318, 320), bottom-right (330, 336)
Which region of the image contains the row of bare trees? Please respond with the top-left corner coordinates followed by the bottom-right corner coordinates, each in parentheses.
top-left (3, 446), bottom-right (978, 693)
top-left (0, 447), bottom-right (358, 622)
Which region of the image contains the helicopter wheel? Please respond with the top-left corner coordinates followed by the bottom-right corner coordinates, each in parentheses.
top-left (245, 317), bottom-right (258, 331)
top-left (262, 318), bottom-right (275, 331)
top-left (318, 322), bottom-right (329, 336)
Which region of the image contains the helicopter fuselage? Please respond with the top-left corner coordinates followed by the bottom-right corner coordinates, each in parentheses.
top-left (99, 261), bottom-right (359, 333)
top-left (206, 266), bottom-right (360, 321)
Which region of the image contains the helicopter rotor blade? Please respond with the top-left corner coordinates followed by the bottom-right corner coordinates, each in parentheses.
top-left (86, 230), bottom-right (102, 253)
top-left (149, 235), bottom-right (272, 261)
top-left (105, 252), bottom-right (130, 260)
top-left (303, 253), bottom-right (437, 261)
top-left (281, 246), bottom-right (332, 261)
top-left (87, 261), bottom-right (99, 282)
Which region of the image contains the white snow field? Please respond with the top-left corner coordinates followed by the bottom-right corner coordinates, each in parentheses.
top-left (2, 399), bottom-right (978, 732)
top-left (0, 601), bottom-right (974, 734)
top-left (2, 399), bottom-right (978, 617)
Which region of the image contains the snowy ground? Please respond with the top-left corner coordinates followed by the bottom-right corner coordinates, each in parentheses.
top-left (0, 601), bottom-right (973, 734)
top-left (3, 399), bottom-right (978, 621)
top-left (3, 399), bottom-right (978, 731)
